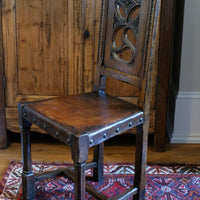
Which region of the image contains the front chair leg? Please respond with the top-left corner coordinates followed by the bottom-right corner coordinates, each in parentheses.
top-left (133, 124), bottom-right (148, 200)
top-left (20, 122), bottom-right (35, 200)
top-left (74, 162), bottom-right (86, 200)
top-left (71, 135), bottom-right (89, 200)
top-left (93, 143), bottom-right (104, 182)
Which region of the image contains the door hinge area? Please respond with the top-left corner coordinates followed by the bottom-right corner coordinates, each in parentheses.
top-left (3, 75), bottom-right (6, 90)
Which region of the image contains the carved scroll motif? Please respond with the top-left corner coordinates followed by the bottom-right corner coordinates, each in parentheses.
top-left (111, 0), bottom-right (141, 64)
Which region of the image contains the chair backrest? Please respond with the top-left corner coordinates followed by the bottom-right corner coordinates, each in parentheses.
top-left (94, 0), bottom-right (161, 109)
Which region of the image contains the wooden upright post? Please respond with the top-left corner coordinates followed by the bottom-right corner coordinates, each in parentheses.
top-left (154, 0), bottom-right (185, 151)
top-left (0, 0), bottom-right (7, 148)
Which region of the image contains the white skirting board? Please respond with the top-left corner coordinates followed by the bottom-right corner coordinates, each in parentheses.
top-left (171, 91), bottom-right (200, 143)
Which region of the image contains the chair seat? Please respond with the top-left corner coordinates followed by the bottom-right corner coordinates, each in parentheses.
top-left (23, 91), bottom-right (143, 138)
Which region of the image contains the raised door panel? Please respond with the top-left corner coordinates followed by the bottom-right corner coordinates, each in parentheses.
top-left (16, 0), bottom-right (68, 96)
top-left (2, 0), bottom-right (101, 106)
top-left (2, 0), bottom-right (101, 132)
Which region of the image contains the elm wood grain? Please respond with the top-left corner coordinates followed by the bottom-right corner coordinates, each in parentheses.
top-left (0, 0), bottom-right (7, 149)
top-left (1, 0), bottom-right (17, 107)
top-left (1, 0), bottom-right (99, 106)
top-left (16, 0), bottom-right (68, 96)
top-left (18, 0), bottom-right (161, 199)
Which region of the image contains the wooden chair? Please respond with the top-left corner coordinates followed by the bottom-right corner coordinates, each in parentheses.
top-left (18, 0), bottom-right (161, 199)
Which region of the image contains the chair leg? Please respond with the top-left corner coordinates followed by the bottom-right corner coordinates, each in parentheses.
top-left (93, 143), bottom-right (104, 182)
top-left (20, 125), bottom-right (35, 200)
top-left (133, 124), bottom-right (148, 200)
top-left (70, 135), bottom-right (89, 200)
top-left (74, 162), bottom-right (86, 200)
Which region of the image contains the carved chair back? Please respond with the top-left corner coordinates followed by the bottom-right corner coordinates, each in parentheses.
top-left (94, 0), bottom-right (160, 110)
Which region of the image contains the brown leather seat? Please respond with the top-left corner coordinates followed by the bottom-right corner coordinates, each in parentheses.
top-left (24, 92), bottom-right (143, 137)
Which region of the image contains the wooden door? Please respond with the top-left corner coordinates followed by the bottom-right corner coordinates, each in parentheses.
top-left (2, 0), bottom-right (101, 132)
top-left (0, 0), bottom-right (184, 151)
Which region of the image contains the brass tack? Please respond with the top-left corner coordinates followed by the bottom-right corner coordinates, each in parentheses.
top-left (90, 139), bottom-right (93, 144)
top-left (55, 132), bottom-right (59, 136)
top-left (129, 122), bottom-right (133, 127)
top-left (43, 124), bottom-right (47, 129)
top-left (116, 127), bottom-right (120, 133)
top-left (103, 133), bottom-right (107, 138)
top-left (67, 138), bottom-right (70, 143)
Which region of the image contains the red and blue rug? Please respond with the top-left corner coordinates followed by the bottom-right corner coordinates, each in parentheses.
top-left (0, 161), bottom-right (200, 199)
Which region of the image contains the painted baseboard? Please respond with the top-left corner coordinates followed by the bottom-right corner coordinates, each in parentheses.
top-left (171, 91), bottom-right (200, 143)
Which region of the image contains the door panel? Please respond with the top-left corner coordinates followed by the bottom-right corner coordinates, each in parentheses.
top-left (2, 0), bottom-right (101, 106)
top-left (16, 0), bottom-right (68, 96)
top-left (2, 0), bottom-right (17, 106)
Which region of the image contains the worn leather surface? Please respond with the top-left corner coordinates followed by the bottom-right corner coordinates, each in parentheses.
top-left (26, 92), bottom-right (142, 135)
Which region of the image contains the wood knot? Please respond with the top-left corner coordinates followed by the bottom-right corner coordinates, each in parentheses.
top-left (84, 30), bottom-right (90, 39)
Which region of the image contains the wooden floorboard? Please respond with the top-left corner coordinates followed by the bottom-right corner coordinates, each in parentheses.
top-left (0, 132), bottom-right (200, 180)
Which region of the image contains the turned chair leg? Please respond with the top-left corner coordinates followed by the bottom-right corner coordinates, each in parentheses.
top-left (133, 124), bottom-right (148, 200)
top-left (20, 124), bottom-right (35, 200)
top-left (93, 143), bottom-right (104, 182)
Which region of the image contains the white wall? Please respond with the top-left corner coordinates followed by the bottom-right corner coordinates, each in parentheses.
top-left (171, 0), bottom-right (200, 143)
top-left (179, 0), bottom-right (200, 92)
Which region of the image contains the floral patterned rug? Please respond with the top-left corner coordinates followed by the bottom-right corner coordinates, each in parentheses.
top-left (0, 161), bottom-right (200, 199)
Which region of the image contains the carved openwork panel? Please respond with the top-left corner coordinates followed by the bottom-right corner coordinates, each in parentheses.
top-left (112, 0), bottom-right (140, 64)
top-left (104, 0), bottom-right (141, 77)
